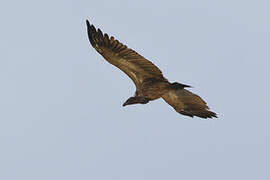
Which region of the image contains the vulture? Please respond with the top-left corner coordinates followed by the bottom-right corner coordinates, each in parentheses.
top-left (86, 20), bottom-right (217, 119)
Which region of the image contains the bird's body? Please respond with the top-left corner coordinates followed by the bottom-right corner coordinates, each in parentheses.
top-left (86, 20), bottom-right (217, 119)
top-left (136, 78), bottom-right (169, 100)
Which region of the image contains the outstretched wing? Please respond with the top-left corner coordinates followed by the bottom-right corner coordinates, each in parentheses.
top-left (162, 88), bottom-right (217, 119)
top-left (86, 20), bottom-right (166, 89)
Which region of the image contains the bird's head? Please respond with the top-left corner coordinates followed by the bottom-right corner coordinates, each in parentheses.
top-left (123, 97), bottom-right (137, 106)
top-left (122, 96), bottom-right (149, 106)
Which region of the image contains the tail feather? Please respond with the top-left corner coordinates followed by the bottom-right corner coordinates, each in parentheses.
top-left (170, 82), bottom-right (192, 88)
top-left (162, 86), bottom-right (217, 119)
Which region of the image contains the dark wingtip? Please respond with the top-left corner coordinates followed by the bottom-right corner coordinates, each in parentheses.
top-left (86, 19), bottom-right (97, 46)
top-left (86, 19), bottom-right (90, 27)
top-left (180, 109), bottom-right (218, 119)
top-left (202, 111), bottom-right (218, 119)
top-left (212, 112), bottom-right (218, 118)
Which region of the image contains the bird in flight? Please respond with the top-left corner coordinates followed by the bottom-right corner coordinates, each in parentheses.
top-left (86, 20), bottom-right (217, 119)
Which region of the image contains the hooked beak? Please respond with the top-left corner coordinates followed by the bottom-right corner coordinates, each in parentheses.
top-left (122, 98), bottom-right (133, 107)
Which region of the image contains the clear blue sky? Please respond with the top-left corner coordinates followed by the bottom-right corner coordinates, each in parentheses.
top-left (1, 0), bottom-right (269, 179)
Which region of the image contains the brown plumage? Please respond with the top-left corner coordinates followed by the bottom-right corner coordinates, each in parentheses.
top-left (86, 20), bottom-right (217, 119)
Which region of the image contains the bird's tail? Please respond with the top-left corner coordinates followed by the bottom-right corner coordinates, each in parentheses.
top-left (170, 82), bottom-right (192, 88)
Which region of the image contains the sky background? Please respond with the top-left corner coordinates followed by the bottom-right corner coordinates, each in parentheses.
top-left (1, 0), bottom-right (270, 179)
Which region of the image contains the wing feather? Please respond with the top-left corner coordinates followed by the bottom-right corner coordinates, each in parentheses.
top-left (162, 88), bottom-right (217, 119)
top-left (86, 20), bottom-right (165, 89)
